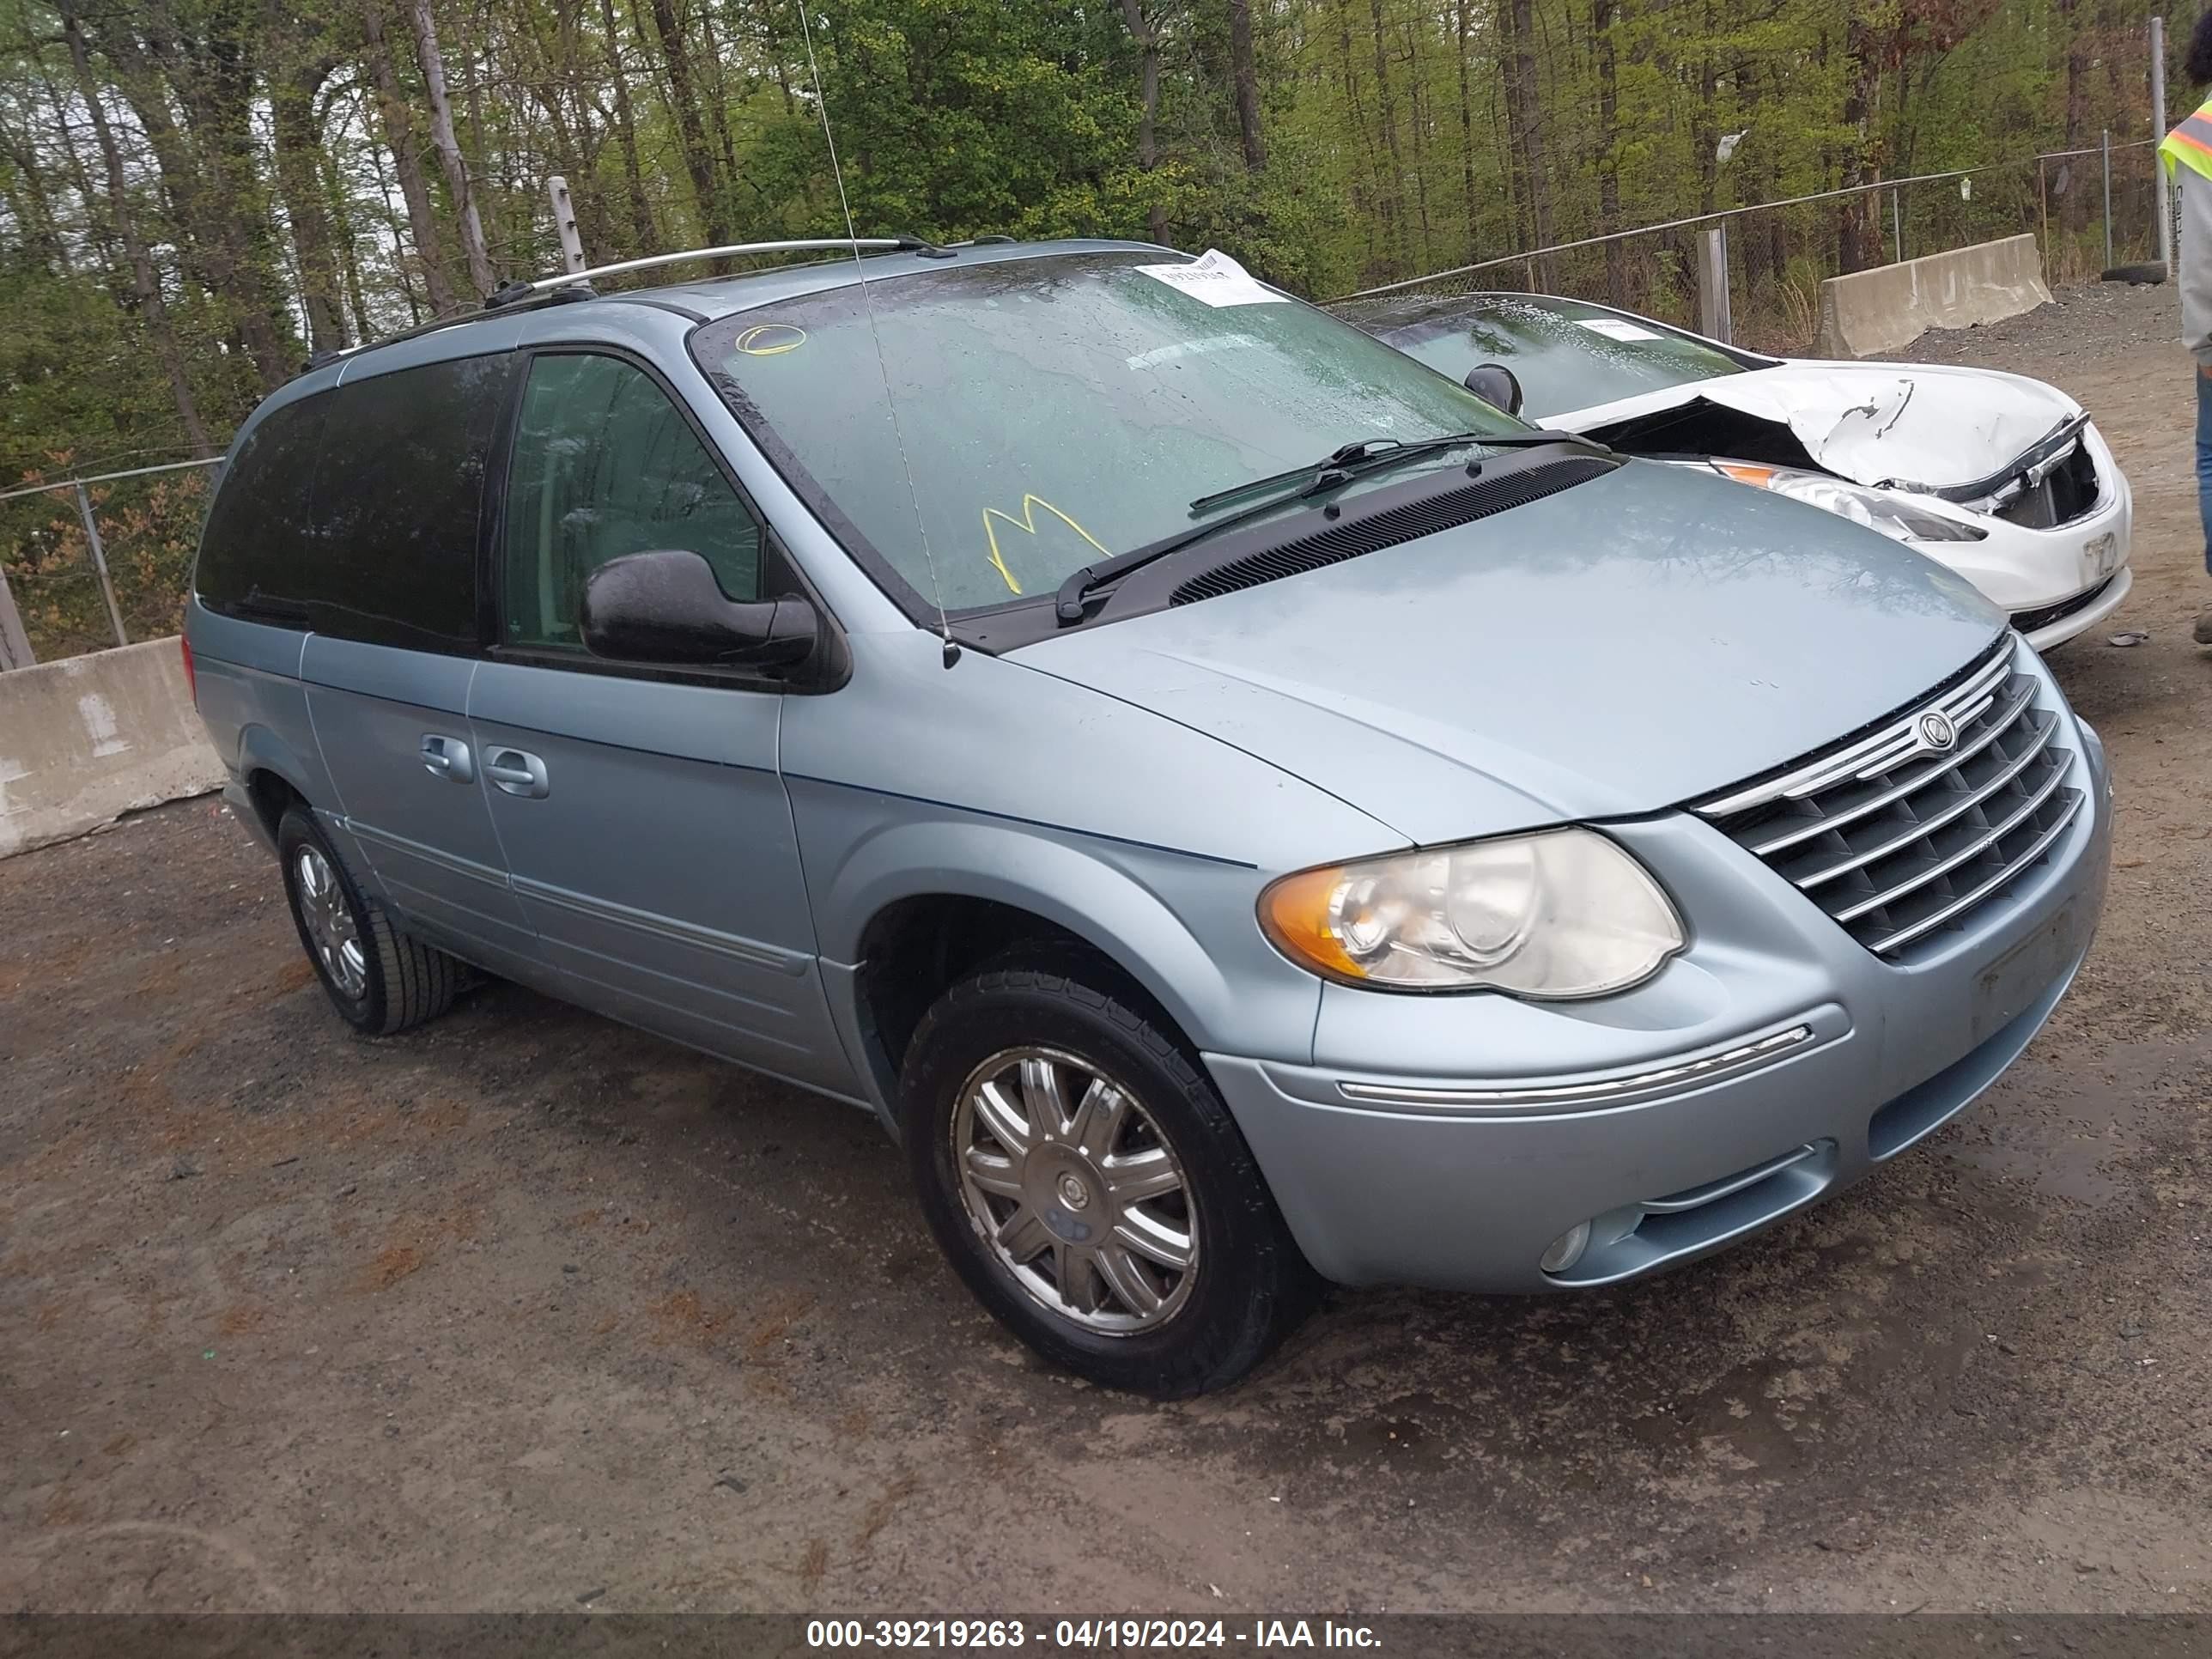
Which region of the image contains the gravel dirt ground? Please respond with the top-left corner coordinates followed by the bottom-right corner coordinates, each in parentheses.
top-left (3, 283), bottom-right (2209, 1618)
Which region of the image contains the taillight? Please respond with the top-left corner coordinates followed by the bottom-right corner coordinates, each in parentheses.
top-left (180, 635), bottom-right (198, 706)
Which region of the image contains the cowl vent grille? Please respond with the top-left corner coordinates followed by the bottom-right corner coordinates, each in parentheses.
top-left (1168, 454), bottom-right (1614, 606)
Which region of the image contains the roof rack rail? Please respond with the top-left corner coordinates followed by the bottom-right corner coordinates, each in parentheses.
top-left (298, 234), bottom-right (968, 377)
top-left (520, 234), bottom-right (952, 296)
top-left (301, 280), bottom-right (596, 374)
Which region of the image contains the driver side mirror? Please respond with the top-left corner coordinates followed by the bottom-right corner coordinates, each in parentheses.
top-left (580, 549), bottom-right (818, 672)
top-left (1463, 362), bottom-right (1524, 417)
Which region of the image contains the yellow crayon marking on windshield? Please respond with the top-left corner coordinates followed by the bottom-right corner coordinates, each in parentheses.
top-left (981, 495), bottom-right (1109, 595)
top-left (733, 324), bottom-right (806, 356)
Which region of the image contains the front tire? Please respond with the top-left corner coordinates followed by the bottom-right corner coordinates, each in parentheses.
top-left (900, 951), bottom-right (1314, 1396)
top-left (276, 805), bottom-right (460, 1036)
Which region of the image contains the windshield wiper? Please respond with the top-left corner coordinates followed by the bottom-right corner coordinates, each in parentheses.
top-left (1186, 428), bottom-right (1608, 514)
top-left (1185, 431), bottom-right (1483, 514)
top-left (1054, 429), bottom-right (1607, 623)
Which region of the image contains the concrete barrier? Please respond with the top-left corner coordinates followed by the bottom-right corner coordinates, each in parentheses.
top-left (1814, 233), bottom-right (2053, 359)
top-left (0, 636), bottom-right (224, 860)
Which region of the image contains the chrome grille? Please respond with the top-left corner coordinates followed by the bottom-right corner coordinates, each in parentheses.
top-left (1697, 641), bottom-right (2084, 958)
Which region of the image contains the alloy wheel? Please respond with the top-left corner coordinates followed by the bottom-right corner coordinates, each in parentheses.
top-left (294, 845), bottom-right (368, 1000)
top-left (951, 1047), bottom-right (1198, 1334)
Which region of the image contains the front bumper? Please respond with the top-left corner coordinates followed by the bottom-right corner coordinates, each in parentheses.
top-left (1947, 421), bottom-right (2135, 651)
top-left (1206, 678), bottom-right (2112, 1294)
top-left (2014, 565), bottom-right (2133, 653)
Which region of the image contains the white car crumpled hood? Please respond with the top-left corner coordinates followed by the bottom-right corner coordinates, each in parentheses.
top-left (1691, 363), bottom-right (2081, 492)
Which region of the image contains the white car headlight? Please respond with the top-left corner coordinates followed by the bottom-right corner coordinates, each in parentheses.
top-left (1259, 829), bottom-right (1685, 998)
top-left (1715, 462), bottom-right (1986, 543)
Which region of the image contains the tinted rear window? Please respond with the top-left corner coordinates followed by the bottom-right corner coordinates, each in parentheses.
top-left (197, 356), bottom-right (510, 647)
top-left (195, 390), bottom-right (332, 623)
top-left (309, 354), bottom-right (514, 651)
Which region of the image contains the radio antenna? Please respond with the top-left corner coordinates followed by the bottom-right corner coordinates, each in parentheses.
top-left (796, 5), bottom-right (960, 667)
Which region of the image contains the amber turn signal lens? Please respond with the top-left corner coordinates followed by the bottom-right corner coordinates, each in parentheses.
top-left (1258, 865), bottom-right (1365, 981)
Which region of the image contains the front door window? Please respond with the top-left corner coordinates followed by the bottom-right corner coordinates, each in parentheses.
top-left (501, 352), bottom-right (763, 650)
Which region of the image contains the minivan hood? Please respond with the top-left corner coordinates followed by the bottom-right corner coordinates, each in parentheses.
top-left (1010, 461), bottom-right (2004, 847)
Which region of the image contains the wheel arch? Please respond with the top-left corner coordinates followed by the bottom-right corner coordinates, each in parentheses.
top-left (234, 723), bottom-right (323, 842)
top-left (824, 824), bottom-right (1246, 1111)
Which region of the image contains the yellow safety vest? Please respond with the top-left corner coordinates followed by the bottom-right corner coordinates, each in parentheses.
top-left (2160, 96), bottom-right (2212, 180)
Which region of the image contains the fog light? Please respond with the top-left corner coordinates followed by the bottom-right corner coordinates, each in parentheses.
top-left (1540, 1220), bottom-right (1592, 1275)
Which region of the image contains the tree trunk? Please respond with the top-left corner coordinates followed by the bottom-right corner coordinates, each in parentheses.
top-left (2059, 0), bottom-right (2089, 236)
top-left (647, 0), bottom-right (732, 245)
top-left (107, 14), bottom-right (296, 395)
top-left (1837, 3), bottom-right (1882, 273)
top-left (1593, 0), bottom-right (1626, 303)
top-left (269, 50), bottom-right (348, 356)
top-left (1370, 0), bottom-right (1408, 270)
top-left (1763, 61), bottom-right (1790, 291)
top-left (405, 0), bottom-right (495, 297)
top-left (1732, 51), bottom-right (1774, 304)
top-left (32, 56), bottom-right (117, 280)
top-left (1228, 0), bottom-right (1266, 172)
top-left (313, 78), bottom-right (378, 337)
top-left (88, 26), bottom-right (197, 240)
top-left (62, 9), bottom-right (215, 455)
top-left (1455, 0), bottom-right (1479, 261)
top-left (1120, 0), bottom-right (1168, 242)
top-left (362, 0), bottom-right (460, 314)
top-left (600, 0), bottom-right (659, 257)
top-left (461, 42), bottom-right (497, 258)
top-left (1503, 0), bottom-right (1550, 281)
top-left (359, 113), bottom-right (426, 325)
top-left (1402, 20), bottom-right (1433, 269)
top-left (1334, 0), bottom-right (1378, 270)
top-left (0, 108), bottom-right (70, 273)
top-left (333, 157), bottom-right (376, 341)
top-left (1694, 1), bottom-right (1718, 217)
top-left (694, 1), bottom-right (744, 205)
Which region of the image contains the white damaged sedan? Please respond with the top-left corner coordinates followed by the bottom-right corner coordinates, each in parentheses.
top-left (1334, 290), bottom-right (2133, 651)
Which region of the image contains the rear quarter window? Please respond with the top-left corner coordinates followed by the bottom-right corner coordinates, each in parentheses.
top-left (195, 390), bottom-right (332, 623)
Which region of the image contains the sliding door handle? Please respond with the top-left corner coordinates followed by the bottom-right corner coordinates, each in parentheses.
top-left (484, 747), bottom-right (550, 799)
top-left (420, 734), bottom-right (474, 782)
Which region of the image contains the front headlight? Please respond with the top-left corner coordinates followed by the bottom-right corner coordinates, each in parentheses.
top-left (1258, 829), bottom-right (1685, 998)
top-left (1715, 462), bottom-right (1986, 543)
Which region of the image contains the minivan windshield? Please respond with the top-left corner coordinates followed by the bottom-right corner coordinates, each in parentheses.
top-left (691, 250), bottom-right (1531, 615)
top-left (1334, 293), bottom-right (1755, 420)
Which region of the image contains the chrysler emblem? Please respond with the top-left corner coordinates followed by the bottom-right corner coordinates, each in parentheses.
top-left (1917, 711), bottom-right (1958, 752)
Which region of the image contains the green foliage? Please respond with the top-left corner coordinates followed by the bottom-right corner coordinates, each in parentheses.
top-left (737, 0), bottom-right (1140, 240)
top-left (0, 0), bottom-right (2181, 659)
top-left (0, 267), bottom-right (232, 661)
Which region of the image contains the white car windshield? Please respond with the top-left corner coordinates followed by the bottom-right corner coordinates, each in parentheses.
top-left (1337, 294), bottom-right (1756, 421)
top-left (692, 250), bottom-right (1532, 615)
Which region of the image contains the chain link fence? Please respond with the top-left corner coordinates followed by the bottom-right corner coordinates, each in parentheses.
top-left (0, 459), bottom-right (223, 668)
top-left (1334, 138), bottom-right (2166, 355)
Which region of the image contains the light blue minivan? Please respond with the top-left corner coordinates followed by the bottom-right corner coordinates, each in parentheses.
top-left (185, 239), bottom-right (2110, 1395)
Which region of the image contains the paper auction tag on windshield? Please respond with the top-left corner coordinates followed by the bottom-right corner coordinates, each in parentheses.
top-left (1576, 316), bottom-right (1662, 342)
top-left (1134, 248), bottom-right (1286, 307)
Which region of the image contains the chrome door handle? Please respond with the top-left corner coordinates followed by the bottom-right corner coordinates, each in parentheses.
top-left (420, 734), bottom-right (474, 782)
top-left (484, 747), bottom-right (550, 799)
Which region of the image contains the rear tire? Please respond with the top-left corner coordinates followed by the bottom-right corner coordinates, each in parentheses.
top-left (276, 805), bottom-right (460, 1036)
top-left (900, 947), bottom-right (1316, 1396)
